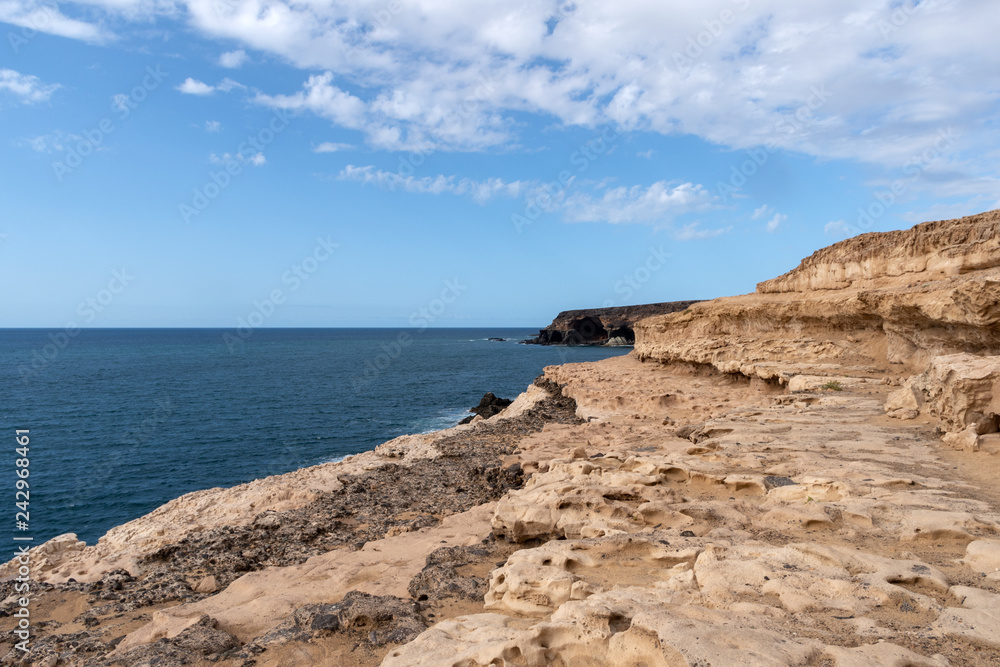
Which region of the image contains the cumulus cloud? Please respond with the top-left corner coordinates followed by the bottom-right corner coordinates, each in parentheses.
top-left (205, 120), bottom-right (222, 132)
top-left (0, 69), bottom-right (59, 103)
top-left (177, 77), bottom-right (245, 95)
top-left (218, 49), bottom-right (248, 68)
top-left (177, 77), bottom-right (214, 95)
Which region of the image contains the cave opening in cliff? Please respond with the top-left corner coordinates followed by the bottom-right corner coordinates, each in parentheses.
top-left (567, 316), bottom-right (608, 344)
top-left (607, 326), bottom-right (635, 344)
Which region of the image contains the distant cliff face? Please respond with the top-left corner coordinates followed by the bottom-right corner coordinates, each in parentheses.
top-left (525, 301), bottom-right (703, 346)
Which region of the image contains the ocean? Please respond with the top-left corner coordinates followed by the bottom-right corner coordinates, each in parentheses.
top-left (0, 328), bottom-right (628, 545)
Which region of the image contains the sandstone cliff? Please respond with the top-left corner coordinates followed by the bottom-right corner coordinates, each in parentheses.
top-left (635, 209), bottom-right (1000, 375)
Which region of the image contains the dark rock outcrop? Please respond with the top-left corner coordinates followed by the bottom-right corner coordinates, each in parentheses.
top-left (459, 392), bottom-right (513, 424)
top-left (524, 301), bottom-right (702, 346)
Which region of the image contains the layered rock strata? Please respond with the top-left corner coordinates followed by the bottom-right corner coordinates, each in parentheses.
top-left (635, 209), bottom-right (1000, 375)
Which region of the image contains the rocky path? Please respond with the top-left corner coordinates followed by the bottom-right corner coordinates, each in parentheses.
top-left (385, 356), bottom-right (1000, 666)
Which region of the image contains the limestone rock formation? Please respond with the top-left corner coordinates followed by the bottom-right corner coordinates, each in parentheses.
top-left (886, 354), bottom-right (1000, 446)
top-left (635, 209), bottom-right (1000, 374)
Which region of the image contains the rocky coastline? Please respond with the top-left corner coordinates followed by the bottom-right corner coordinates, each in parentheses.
top-left (5, 209), bottom-right (1000, 666)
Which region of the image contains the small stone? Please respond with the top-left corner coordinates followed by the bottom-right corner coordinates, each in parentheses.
top-left (193, 575), bottom-right (219, 594)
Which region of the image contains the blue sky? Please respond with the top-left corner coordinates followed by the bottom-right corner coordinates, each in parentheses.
top-left (1, 0), bottom-right (998, 327)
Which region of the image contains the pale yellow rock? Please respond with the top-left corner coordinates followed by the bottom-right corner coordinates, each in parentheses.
top-left (963, 540), bottom-right (1000, 580)
top-left (885, 383), bottom-right (923, 412)
top-left (823, 643), bottom-right (949, 666)
top-left (934, 585), bottom-right (1000, 647)
top-left (485, 545), bottom-right (598, 616)
top-left (896, 353), bottom-right (1000, 443)
top-left (942, 424), bottom-right (982, 452)
top-left (192, 574), bottom-right (218, 594)
top-left (491, 456), bottom-right (690, 541)
top-left (900, 509), bottom-right (997, 542)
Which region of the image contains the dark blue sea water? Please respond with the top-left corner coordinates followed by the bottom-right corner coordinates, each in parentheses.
top-left (0, 329), bottom-right (628, 545)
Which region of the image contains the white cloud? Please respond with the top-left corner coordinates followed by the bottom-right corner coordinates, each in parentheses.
top-left (0, 69), bottom-right (59, 103)
top-left (210, 151), bottom-right (266, 167)
top-left (313, 142), bottom-right (354, 153)
top-left (637, 149), bottom-right (655, 159)
top-left (177, 77), bottom-right (244, 96)
top-left (766, 213), bottom-right (787, 233)
top-left (336, 165), bottom-right (529, 204)
top-left (177, 77), bottom-right (214, 95)
top-left (339, 164), bottom-right (713, 227)
top-left (205, 120), bottom-right (222, 132)
top-left (19, 132), bottom-right (78, 153)
top-left (216, 78), bottom-right (245, 92)
top-left (219, 49), bottom-right (248, 68)
top-left (0, 2), bottom-right (110, 44)
top-left (752, 204), bottom-right (772, 220)
top-left (674, 222), bottom-right (733, 241)
top-left (562, 181), bottom-right (712, 226)
top-left (256, 73), bottom-right (365, 126)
